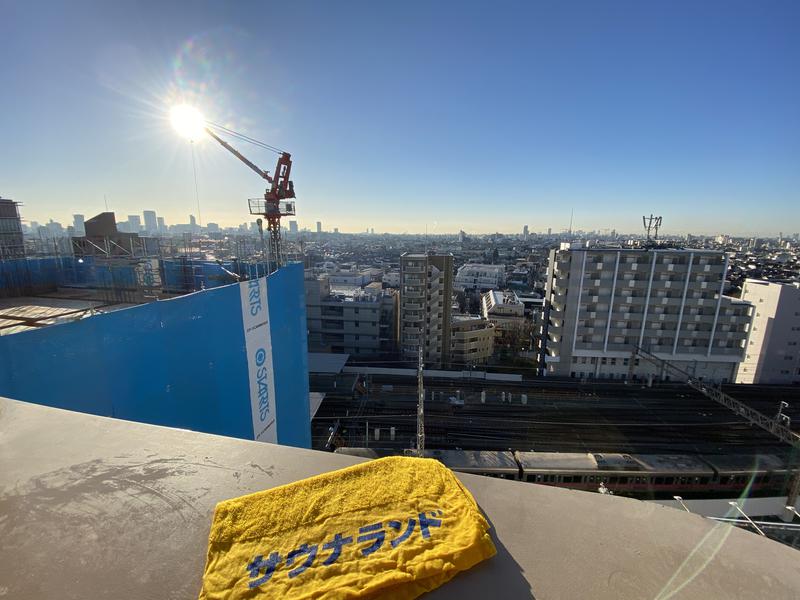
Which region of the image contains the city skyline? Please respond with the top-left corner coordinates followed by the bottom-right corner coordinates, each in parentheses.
top-left (19, 206), bottom-right (800, 239)
top-left (2, 2), bottom-right (799, 235)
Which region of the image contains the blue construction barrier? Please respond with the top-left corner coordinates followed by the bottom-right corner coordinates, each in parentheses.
top-left (0, 263), bottom-right (310, 447)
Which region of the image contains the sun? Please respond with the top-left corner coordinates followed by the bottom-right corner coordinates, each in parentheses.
top-left (170, 104), bottom-right (206, 141)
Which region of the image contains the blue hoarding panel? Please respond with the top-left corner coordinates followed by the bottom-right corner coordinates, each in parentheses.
top-left (0, 265), bottom-right (309, 446)
top-left (268, 263), bottom-right (311, 448)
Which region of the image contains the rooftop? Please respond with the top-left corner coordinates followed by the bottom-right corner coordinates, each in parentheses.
top-left (0, 294), bottom-right (137, 336)
top-left (485, 289), bottom-right (522, 307)
top-left (3, 397), bottom-right (799, 599)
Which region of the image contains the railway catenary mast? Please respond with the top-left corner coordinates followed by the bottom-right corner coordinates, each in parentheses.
top-left (204, 127), bottom-right (296, 272)
top-left (630, 345), bottom-right (800, 520)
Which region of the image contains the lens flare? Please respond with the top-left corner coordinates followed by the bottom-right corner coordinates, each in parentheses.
top-left (170, 104), bottom-right (206, 141)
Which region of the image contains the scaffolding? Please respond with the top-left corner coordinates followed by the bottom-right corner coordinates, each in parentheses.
top-left (0, 197), bottom-right (25, 260)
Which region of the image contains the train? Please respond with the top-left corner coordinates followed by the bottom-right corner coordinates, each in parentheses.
top-left (334, 447), bottom-right (792, 500)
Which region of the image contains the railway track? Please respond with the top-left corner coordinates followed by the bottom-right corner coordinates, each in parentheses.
top-left (312, 379), bottom-right (800, 458)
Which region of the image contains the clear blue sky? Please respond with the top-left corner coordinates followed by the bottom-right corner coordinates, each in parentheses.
top-left (1, 0), bottom-right (798, 235)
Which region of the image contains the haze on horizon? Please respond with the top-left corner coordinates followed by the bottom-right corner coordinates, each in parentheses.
top-left (1, 1), bottom-right (798, 237)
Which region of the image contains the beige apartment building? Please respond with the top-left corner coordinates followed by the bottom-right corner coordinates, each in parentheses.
top-left (399, 253), bottom-right (454, 365)
top-left (540, 246), bottom-right (752, 383)
top-left (736, 279), bottom-right (800, 384)
top-left (450, 316), bottom-right (495, 365)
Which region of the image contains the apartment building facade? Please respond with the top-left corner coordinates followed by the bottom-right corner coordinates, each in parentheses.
top-left (454, 263), bottom-right (505, 291)
top-left (450, 316), bottom-right (494, 364)
top-left (399, 253), bottom-right (453, 365)
top-left (736, 279), bottom-right (800, 384)
top-left (481, 290), bottom-right (526, 338)
top-left (305, 274), bottom-right (396, 357)
top-left (540, 246), bottom-right (752, 382)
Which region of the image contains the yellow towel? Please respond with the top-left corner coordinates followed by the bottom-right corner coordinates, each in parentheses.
top-left (198, 456), bottom-right (496, 599)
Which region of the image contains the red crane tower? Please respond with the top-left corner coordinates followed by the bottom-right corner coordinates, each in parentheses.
top-left (204, 126), bottom-right (296, 272)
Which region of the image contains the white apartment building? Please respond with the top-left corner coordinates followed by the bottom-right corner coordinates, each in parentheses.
top-left (399, 253), bottom-right (453, 365)
top-left (481, 290), bottom-right (526, 340)
top-left (736, 279), bottom-right (800, 384)
top-left (450, 316), bottom-right (494, 364)
top-left (540, 247), bottom-right (753, 383)
top-left (305, 274), bottom-right (396, 357)
top-left (454, 263), bottom-right (505, 291)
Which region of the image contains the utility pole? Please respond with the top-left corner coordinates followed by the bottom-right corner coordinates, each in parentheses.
top-left (417, 344), bottom-right (425, 457)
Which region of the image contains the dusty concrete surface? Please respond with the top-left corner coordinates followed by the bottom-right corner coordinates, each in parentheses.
top-left (1, 397), bottom-right (798, 599)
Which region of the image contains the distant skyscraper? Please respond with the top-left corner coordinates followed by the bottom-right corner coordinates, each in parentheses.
top-left (72, 214), bottom-right (85, 236)
top-left (289, 220), bottom-right (298, 234)
top-left (523, 225), bottom-right (529, 239)
top-left (316, 221), bottom-right (322, 234)
top-left (46, 220), bottom-right (64, 237)
top-left (143, 210), bottom-right (157, 235)
top-left (157, 216), bottom-right (166, 233)
top-left (128, 215), bottom-right (142, 233)
top-left (333, 227), bottom-right (339, 234)
top-left (370, 228), bottom-right (375, 235)
top-left (547, 227), bottom-right (552, 236)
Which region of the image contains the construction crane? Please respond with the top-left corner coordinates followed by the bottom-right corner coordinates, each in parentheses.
top-left (203, 126), bottom-right (296, 272)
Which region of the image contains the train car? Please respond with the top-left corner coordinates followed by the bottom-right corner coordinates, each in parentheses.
top-left (699, 454), bottom-right (789, 498)
top-left (515, 451), bottom-right (718, 499)
top-left (336, 448), bottom-right (793, 500)
top-left (334, 448), bottom-right (394, 460)
top-left (334, 448), bottom-right (521, 479)
top-left (415, 449), bottom-right (521, 480)
top-left (626, 454), bottom-right (716, 499)
top-left (515, 451), bottom-right (647, 494)
top-left (515, 451), bottom-right (792, 500)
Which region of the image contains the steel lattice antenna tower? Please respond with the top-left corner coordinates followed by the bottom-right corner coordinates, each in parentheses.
top-left (417, 344), bottom-right (425, 457)
top-left (643, 214), bottom-right (662, 243)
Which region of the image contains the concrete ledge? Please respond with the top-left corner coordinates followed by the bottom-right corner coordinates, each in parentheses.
top-left (1, 397), bottom-right (798, 599)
